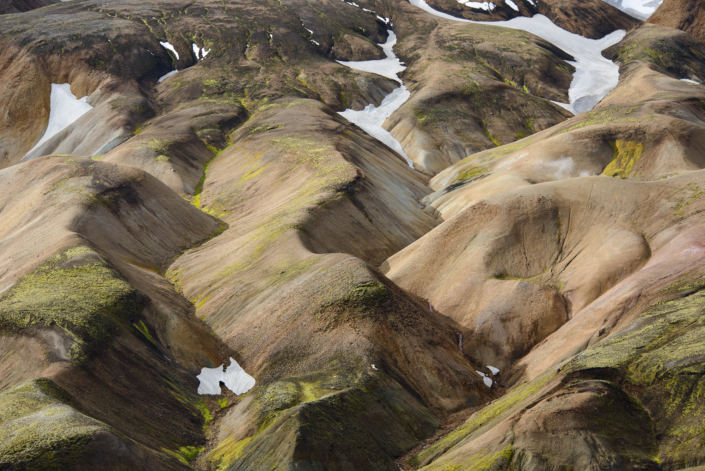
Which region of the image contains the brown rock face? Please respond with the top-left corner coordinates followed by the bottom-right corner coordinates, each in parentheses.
top-left (649, 0), bottom-right (705, 43)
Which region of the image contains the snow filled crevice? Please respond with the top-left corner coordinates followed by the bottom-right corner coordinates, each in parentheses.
top-left (159, 40), bottom-right (210, 83)
top-left (476, 370), bottom-right (493, 387)
top-left (197, 357), bottom-right (256, 395)
top-left (337, 31), bottom-right (414, 167)
top-left (29, 83), bottom-right (92, 152)
top-left (159, 41), bottom-right (179, 60)
top-left (409, 0), bottom-right (626, 114)
top-left (458, 1), bottom-right (496, 11)
top-left (191, 43), bottom-right (211, 60)
top-left (158, 70), bottom-right (179, 83)
top-left (598, 0), bottom-right (663, 21)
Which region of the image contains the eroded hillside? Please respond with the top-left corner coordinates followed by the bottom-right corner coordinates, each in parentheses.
top-left (2, 0), bottom-right (705, 469)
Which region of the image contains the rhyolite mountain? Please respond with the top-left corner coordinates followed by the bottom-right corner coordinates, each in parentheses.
top-left (2, 0), bottom-right (705, 469)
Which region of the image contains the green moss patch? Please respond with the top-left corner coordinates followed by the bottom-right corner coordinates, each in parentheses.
top-left (566, 288), bottom-right (705, 465)
top-left (410, 371), bottom-right (555, 468)
top-left (455, 166), bottom-right (487, 183)
top-left (558, 106), bottom-right (640, 135)
top-left (0, 379), bottom-right (107, 469)
top-left (0, 246), bottom-right (143, 363)
top-left (602, 140), bottom-right (644, 179)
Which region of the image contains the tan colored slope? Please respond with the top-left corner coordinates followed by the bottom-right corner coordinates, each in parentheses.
top-left (410, 254), bottom-right (705, 469)
top-left (383, 29), bottom-right (705, 373)
top-left (387, 2), bottom-right (574, 175)
top-left (424, 62), bottom-right (705, 221)
top-left (383, 176), bottom-right (651, 370)
top-left (649, 0), bottom-right (705, 44)
top-left (0, 156), bottom-right (230, 468)
top-left (162, 99), bottom-right (498, 469)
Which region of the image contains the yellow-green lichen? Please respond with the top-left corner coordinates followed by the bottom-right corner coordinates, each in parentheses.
top-left (163, 445), bottom-right (204, 465)
top-left (0, 379), bottom-right (106, 468)
top-left (602, 140), bottom-right (644, 179)
top-left (410, 371), bottom-right (554, 468)
top-left (209, 436), bottom-right (254, 470)
top-left (558, 106), bottom-right (640, 135)
top-left (456, 166), bottom-right (487, 182)
top-left (565, 288), bottom-right (705, 463)
top-left (0, 246), bottom-right (143, 362)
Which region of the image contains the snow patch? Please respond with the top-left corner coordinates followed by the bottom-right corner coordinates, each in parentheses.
top-left (526, 0), bottom-right (535, 5)
top-left (337, 30), bottom-right (406, 82)
top-left (191, 43), bottom-right (209, 60)
top-left (551, 100), bottom-right (575, 114)
top-left (682, 78), bottom-right (701, 84)
top-left (339, 87), bottom-right (414, 167)
top-left (458, 0), bottom-right (496, 10)
top-left (158, 70), bottom-right (179, 83)
top-left (505, 0), bottom-right (519, 10)
top-left (337, 30), bottom-right (414, 167)
top-left (476, 370), bottom-right (493, 387)
top-left (159, 41), bottom-right (179, 60)
top-left (377, 15), bottom-right (390, 23)
top-left (30, 84), bottom-right (92, 151)
top-left (408, 0), bottom-right (625, 114)
top-left (598, 0), bottom-right (663, 21)
top-left (487, 366), bottom-right (500, 375)
top-left (197, 357), bottom-right (255, 395)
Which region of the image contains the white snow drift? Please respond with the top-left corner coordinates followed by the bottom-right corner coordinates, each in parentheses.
top-left (158, 70), bottom-right (179, 83)
top-left (505, 0), bottom-right (519, 11)
top-left (31, 83), bottom-right (92, 151)
top-left (457, 1), bottom-right (496, 11)
top-left (476, 370), bottom-right (493, 387)
top-left (159, 41), bottom-right (179, 60)
top-left (598, 0), bottom-right (663, 21)
top-left (337, 31), bottom-right (406, 82)
top-left (337, 30), bottom-right (415, 167)
top-left (191, 43), bottom-right (211, 60)
top-left (409, 0), bottom-right (626, 114)
top-left (197, 357), bottom-right (256, 395)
